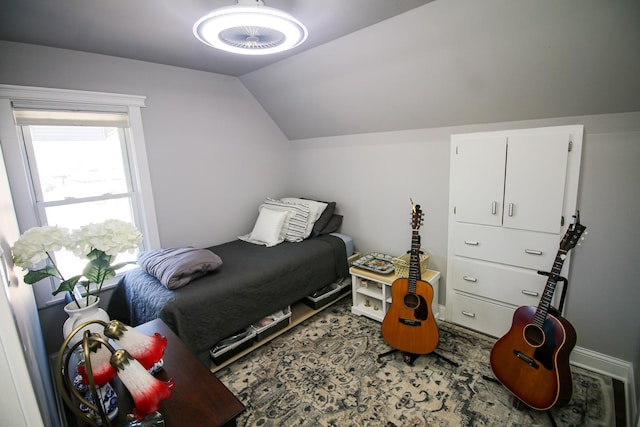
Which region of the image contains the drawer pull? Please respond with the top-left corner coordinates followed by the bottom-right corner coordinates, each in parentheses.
top-left (491, 201), bottom-right (497, 215)
top-left (525, 249), bottom-right (543, 255)
top-left (463, 276), bottom-right (478, 283)
top-left (464, 240), bottom-right (479, 246)
top-left (461, 311), bottom-right (476, 318)
top-left (521, 290), bottom-right (539, 297)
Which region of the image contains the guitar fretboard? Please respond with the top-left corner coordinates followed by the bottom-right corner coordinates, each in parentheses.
top-left (408, 229), bottom-right (421, 294)
top-left (533, 248), bottom-right (567, 327)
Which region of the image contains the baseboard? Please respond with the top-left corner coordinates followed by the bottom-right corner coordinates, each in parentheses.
top-left (571, 345), bottom-right (636, 427)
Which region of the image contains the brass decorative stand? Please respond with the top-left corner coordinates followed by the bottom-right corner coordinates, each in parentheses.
top-left (56, 320), bottom-right (116, 426)
top-left (55, 319), bottom-right (169, 427)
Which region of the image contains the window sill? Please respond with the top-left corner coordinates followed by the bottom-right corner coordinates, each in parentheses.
top-left (42, 275), bottom-right (123, 308)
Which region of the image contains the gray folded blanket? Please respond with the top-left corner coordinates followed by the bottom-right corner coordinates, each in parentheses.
top-left (137, 247), bottom-right (223, 289)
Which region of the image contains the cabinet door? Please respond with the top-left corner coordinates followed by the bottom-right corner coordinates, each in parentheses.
top-left (503, 133), bottom-right (570, 234)
top-left (451, 135), bottom-right (507, 226)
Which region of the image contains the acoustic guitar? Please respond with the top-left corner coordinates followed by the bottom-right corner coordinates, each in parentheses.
top-left (381, 201), bottom-right (439, 355)
top-left (489, 213), bottom-right (586, 410)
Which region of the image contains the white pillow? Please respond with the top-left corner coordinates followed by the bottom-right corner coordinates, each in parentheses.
top-left (281, 197), bottom-right (328, 238)
top-left (261, 197), bottom-right (310, 242)
top-left (245, 207), bottom-right (289, 247)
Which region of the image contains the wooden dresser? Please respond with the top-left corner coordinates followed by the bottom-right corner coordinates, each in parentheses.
top-left (70, 319), bottom-right (245, 426)
top-left (445, 125), bottom-right (583, 338)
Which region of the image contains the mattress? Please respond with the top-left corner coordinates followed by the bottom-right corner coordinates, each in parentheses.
top-left (107, 234), bottom-right (349, 363)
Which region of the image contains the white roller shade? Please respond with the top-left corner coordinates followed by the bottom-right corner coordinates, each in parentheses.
top-left (12, 101), bottom-right (130, 127)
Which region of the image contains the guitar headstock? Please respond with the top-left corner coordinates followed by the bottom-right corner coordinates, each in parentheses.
top-left (410, 198), bottom-right (424, 230)
top-left (560, 211), bottom-right (587, 252)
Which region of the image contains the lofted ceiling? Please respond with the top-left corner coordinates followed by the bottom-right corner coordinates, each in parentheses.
top-left (0, 0), bottom-right (432, 77)
top-left (1, 1), bottom-right (639, 140)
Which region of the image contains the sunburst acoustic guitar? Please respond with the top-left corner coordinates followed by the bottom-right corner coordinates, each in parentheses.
top-left (381, 201), bottom-right (439, 355)
top-left (489, 213), bottom-right (586, 410)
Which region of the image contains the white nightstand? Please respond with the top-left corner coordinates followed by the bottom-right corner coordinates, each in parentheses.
top-left (350, 266), bottom-right (440, 322)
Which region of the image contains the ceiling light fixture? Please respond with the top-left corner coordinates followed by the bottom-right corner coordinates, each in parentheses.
top-left (193, 0), bottom-right (308, 56)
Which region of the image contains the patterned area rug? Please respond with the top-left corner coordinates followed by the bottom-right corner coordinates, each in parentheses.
top-left (216, 299), bottom-right (614, 426)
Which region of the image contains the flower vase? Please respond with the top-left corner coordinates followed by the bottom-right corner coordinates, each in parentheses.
top-left (73, 374), bottom-right (119, 422)
top-left (63, 295), bottom-right (110, 347)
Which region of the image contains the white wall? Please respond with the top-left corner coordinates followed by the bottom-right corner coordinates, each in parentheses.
top-left (0, 40), bottom-right (295, 357)
top-left (290, 112), bottom-right (640, 414)
top-left (1, 38), bottom-right (639, 424)
top-left (288, 128), bottom-right (452, 270)
top-left (0, 140), bottom-right (52, 425)
top-left (0, 40), bottom-right (293, 249)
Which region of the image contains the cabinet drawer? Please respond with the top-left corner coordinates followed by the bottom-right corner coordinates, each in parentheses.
top-left (450, 257), bottom-right (549, 307)
top-left (452, 223), bottom-right (560, 271)
top-left (449, 292), bottom-right (514, 338)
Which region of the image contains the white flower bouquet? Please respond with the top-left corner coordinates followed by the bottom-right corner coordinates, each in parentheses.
top-left (11, 219), bottom-right (142, 308)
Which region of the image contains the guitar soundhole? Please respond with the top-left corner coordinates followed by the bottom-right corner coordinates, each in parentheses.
top-left (404, 294), bottom-right (420, 310)
top-left (523, 324), bottom-right (545, 347)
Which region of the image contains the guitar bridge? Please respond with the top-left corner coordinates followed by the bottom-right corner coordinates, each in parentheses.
top-left (399, 318), bottom-right (422, 327)
top-left (513, 349), bottom-right (539, 369)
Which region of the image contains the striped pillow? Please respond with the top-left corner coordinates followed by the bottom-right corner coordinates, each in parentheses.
top-left (281, 197), bottom-right (328, 239)
top-left (261, 197), bottom-right (310, 242)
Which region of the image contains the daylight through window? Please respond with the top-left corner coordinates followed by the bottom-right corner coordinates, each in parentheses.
top-left (16, 108), bottom-right (142, 286)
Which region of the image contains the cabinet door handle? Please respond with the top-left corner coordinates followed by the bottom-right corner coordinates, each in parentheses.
top-left (463, 275), bottom-right (478, 283)
top-left (524, 249), bottom-right (543, 255)
top-left (464, 240), bottom-right (479, 246)
top-left (521, 290), bottom-right (539, 297)
top-left (461, 311), bottom-right (476, 318)
top-left (508, 203), bottom-right (514, 217)
top-left (491, 201), bottom-right (497, 215)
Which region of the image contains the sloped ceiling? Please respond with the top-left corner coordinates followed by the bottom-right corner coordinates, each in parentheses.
top-left (242, 0), bottom-right (640, 140)
top-left (0, 0), bottom-right (431, 77)
top-left (1, 1), bottom-right (639, 140)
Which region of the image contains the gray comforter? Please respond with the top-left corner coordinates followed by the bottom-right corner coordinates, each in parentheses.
top-left (107, 235), bottom-right (348, 364)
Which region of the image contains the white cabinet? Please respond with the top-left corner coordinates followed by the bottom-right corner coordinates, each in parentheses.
top-left (351, 267), bottom-right (441, 323)
top-left (450, 135), bottom-right (507, 228)
top-left (451, 130), bottom-right (571, 234)
top-left (446, 125), bottom-right (583, 337)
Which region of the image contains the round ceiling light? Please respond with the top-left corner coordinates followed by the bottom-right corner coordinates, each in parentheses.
top-left (193, 1), bottom-right (308, 55)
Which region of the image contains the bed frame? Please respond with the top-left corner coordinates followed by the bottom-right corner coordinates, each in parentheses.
top-left (107, 234), bottom-right (351, 366)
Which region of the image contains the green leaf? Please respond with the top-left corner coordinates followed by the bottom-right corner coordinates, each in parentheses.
top-left (86, 248), bottom-right (112, 263)
top-left (52, 275), bottom-right (82, 296)
top-left (83, 259), bottom-right (114, 285)
top-left (23, 266), bottom-right (59, 284)
top-left (83, 253), bottom-right (135, 285)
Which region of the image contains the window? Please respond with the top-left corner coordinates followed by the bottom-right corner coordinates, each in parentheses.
top-left (19, 122), bottom-right (137, 280)
top-left (0, 85), bottom-right (160, 307)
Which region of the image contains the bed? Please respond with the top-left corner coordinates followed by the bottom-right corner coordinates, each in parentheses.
top-left (107, 232), bottom-right (350, 365)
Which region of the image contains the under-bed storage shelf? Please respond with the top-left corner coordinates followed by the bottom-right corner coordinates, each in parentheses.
top-left (208, 253), bottom-right (361, 373)
top-left (252, 307), bottom-right (292, 341)
top-left (209, 290), bottom-right (352, 373)
top-left (304, 278), bottom-right (351, 309)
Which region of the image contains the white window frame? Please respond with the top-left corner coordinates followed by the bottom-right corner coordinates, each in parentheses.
top-left (0, 84), bottom-right (160, 307)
